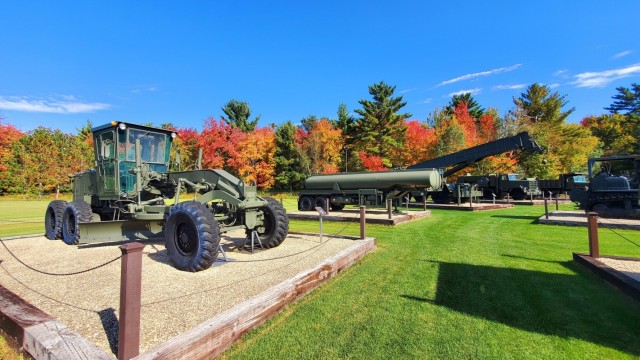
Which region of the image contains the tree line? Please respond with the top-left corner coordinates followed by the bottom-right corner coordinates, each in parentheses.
top-left (1, 81), bottom-right (638, 197)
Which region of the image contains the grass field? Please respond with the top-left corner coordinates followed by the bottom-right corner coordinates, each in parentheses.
top-left (1, 199), bottom-right (639, 358)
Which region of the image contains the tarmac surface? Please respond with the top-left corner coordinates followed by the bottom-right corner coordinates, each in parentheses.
top-left (538, 210), bottom-right (640, 230)
top-left (0, 230), bottom-right (364, 355)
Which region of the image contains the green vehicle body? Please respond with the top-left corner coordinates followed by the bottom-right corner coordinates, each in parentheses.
top-left (45, 121), bottom-right (288, 271)
top-left (457, 173), bottom-right (541, 200)
top-left (570, 155), bottom-right (640, 217)
top-left (297, 168), bottom-right (442, 211)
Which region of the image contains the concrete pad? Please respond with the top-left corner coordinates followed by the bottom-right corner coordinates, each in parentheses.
top-left (538, 210), bottom-right (640, 230)
top-left (287, 208), bottom-right (431, 225)
top-left (419, 202), bottom-right (513, 211)
top-left (0, 230), bottom-right (373, 358)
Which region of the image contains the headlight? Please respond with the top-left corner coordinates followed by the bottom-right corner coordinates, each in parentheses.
top-left (118, 123), bottom-right (127, 131)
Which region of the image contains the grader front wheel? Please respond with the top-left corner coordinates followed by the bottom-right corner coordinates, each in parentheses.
top-left (165, 201), bottom-right (221, 272)
top-left (253, 197), bottom-right (289, 248)
top-left (61, 201), bottom-right (93, 245)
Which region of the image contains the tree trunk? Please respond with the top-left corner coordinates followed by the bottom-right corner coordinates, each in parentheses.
top-left (55, 185), bottom-right (59, 199)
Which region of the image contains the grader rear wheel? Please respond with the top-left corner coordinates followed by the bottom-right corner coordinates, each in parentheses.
top-left (61, 201), bottom-right (93, 245)
top-left (165, 201), bottom-right (220, 272)
top-left (45, 200), bottom-right (68, 240)
top-left (253, 197), bottom-right (289, 248)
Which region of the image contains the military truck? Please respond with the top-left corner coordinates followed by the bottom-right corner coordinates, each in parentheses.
top-left (570, 155), bottom-right (640, 216)
top-left (44, 121), bottom-right (288, 271)
top-left (457, 173), bottom-right (541, 200)
top-left (538, 173), bottom-right (588, 197)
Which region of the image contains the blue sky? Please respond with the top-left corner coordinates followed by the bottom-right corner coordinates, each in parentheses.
top-left (1, 1), bottom-right (639, 134)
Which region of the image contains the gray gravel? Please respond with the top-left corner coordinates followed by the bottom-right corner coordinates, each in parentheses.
top-left (0, 230), bottom-right (361, 355)
top-left (598, 257), bottom-right (640, 283)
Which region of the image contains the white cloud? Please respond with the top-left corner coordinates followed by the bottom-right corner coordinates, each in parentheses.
top-left (612, 50), bottom-right (632, 59)
top-left (493, 84), bottom-right (527, 90)
top-left (447, 88), bottom-right (481, 97)
top-left (399, 87), bottom-right (418, 94)
top-left (553, 70), bottom-right (568, 77)
top-left (438, 64), bottom-right (522, 86)
top-left (547, 83), bottom-right (560, 89)
top-left (421, 98), bottom-right (433, 104)
top-left (572, 63), bottom-right (640, 88)
top-left (0, 96), bottom-right (111, 114)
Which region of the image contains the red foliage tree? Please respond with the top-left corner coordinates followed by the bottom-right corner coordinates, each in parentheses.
top-left (0, 122), bottom-right (23, 174)
top-left (359, 151), bottom-right (388, 171)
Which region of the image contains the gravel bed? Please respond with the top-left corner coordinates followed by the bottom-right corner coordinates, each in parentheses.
top-left (598, 257), bottom-right (640, 283)
top-left (0, 230), bottom-right (360, 355)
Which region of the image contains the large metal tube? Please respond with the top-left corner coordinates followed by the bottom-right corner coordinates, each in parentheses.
top-left (304, 168), bottom-right (442, 191)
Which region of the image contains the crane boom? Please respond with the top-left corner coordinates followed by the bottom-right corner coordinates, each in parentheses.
top-left (408, 132), bottom-right (543, 177)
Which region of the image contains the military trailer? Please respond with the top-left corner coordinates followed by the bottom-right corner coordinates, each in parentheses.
top-left (297, 168), bottom-right (442, 211)
top-left (44, 121), bottom-right (288, 272)
top-left (570, 155), bottom-right (640, 217)
top-left (457, 173), bottom-right (541, 200)
top-left (538, 173), bottom-right (588, 197)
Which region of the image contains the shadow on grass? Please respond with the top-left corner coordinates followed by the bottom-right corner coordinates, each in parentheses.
top-left (404, 261), bottom-right (640, 355)
top-left (490, 214), bottom-right (540, 224)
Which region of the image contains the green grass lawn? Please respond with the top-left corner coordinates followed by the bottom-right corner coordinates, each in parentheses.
top-left (1, 199), bottom-right (639, 358)
top-left (221, 204), bottom-right (640, 359)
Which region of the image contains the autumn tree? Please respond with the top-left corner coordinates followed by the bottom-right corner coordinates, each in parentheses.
top-left (274, 121), bottom-right (307, 190)
top-left (0, 122), bottom-right (24, 193)
top-left (511, 83), bottom-right (597, 178)
top-left (6, 127), bottom-right (91, 198)
top-left (170, 127), bottom-right (200, 171)
top-left (235, 127), bottom-right (276, 189)
top-left (581, 114), bottom-right (635, 155)
top-left (221, 99), bottom-right (260, 132)
top-left (389, 120), bottom-right (436, 168)
top-left (354, 81), bottom-right (411, 168)
top-left (296, 118), bottom-right (343, 174)
top-left (198, 117), bottom-right (244, 173)
top-left (334, 103), bottom-right (356, 172)
top-left (446, 93), bottom-right (485, 119)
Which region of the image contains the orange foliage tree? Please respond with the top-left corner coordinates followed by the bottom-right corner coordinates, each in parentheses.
top-left (235, 127), bottom-right (276, 189)
top-left (197, 117), bottom-right (244, 172)
top-left (359, 151), bottom-right (388, 171)
top-left (295, 119), bottom-right (343, 174)
top-left (0, 122), bottom-right (23, 174)
top-left (389, 120), bottom-right (436, 168)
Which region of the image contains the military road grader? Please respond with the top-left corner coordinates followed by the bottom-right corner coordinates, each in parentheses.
top-left (44, 122), bottom-right (289, 272)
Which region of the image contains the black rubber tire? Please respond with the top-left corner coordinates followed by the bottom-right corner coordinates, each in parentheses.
top-left (413, 196), bottom-right (424, 203)
top-left (165, 201), bottom-right (220, 272)
top-left (254, 197), bottom-right (288, 248)
top-left (510, 188), bottom-right (526, 200)
top-left (45, 200), bottom-right (68, 240)
top-left (61, 201), bottom-right (93, 245)
top-left (314, 197), bottom-right (328, 212)
top-left (298, 196), bottom-right (314, 211)
top-left (330, 203), bottom-right (345, 211)
top-left (431, 191), bottom-right (451, 204)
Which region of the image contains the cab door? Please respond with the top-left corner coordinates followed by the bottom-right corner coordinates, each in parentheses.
top-left (96, 130), bottom-right (118, 195)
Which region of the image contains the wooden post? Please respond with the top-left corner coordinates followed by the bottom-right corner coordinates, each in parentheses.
top-left (555, 193), bottom-right (559, 210)
top-left (422, 195), bottom-right (426, 211)
top-left (359, 206), bottom-right (366, 240)
top-left (325, 198), bottom-right (330, 216)
top-left (387, 198), bottom-right (392, 219)
top-left (544, 198), bottom-right (549, 219)
top-left (118, 242), bottom-right (145, 360)
top-left (587, 212), bottom-right (599, 258)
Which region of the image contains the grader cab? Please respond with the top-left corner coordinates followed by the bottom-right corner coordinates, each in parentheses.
top-left (44, 121), bottom-right (288, 272)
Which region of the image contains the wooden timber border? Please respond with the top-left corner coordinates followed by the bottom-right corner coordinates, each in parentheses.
top-left (135, 237), bottom-right (376, 360)
top-left (573, 253), bottom-right (640, 302)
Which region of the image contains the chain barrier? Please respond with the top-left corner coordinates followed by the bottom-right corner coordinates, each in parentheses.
top-left (595, 218), bottom-right (640, 249)
top-left (227, 210), bottom-right (359, 263)
top-left (0, 238), bottom-right (122, 276)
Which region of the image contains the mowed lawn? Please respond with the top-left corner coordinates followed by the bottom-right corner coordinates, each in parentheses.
top-left (1, 200), bottom-right (639, 358)
top-left (223, 204), bottom-right (640, 359)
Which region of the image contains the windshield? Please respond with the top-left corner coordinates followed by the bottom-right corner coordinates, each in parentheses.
top-left (508, 174), bottom-right (519, 181)
top-left (124, 129), bottom-right (168, 163)
top-left (572, 175), bottom-right (587, 183)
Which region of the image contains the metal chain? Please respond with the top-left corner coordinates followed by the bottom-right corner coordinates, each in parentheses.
top-left (595, 218), bottom-right (640, 249)
top-left (0, 239), bottom-right (122, 276)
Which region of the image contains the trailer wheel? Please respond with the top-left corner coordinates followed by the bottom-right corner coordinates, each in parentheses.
top-left (45, 200), bottom-right (68, 240)
top-left (510, 188), bottom-right (526, 200)
top-left (254, 197), bottom-right (288, 248)
top-left (298, 196), bottom-right (313, 211)
top-left (165, 201), bottom-right (220, 272)
top-left (330, 203), bottom-right (345, 211)
top-left (314, 197), bottom-right (328, 211)
top-left (61, 201), bottom-right (93, 245)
